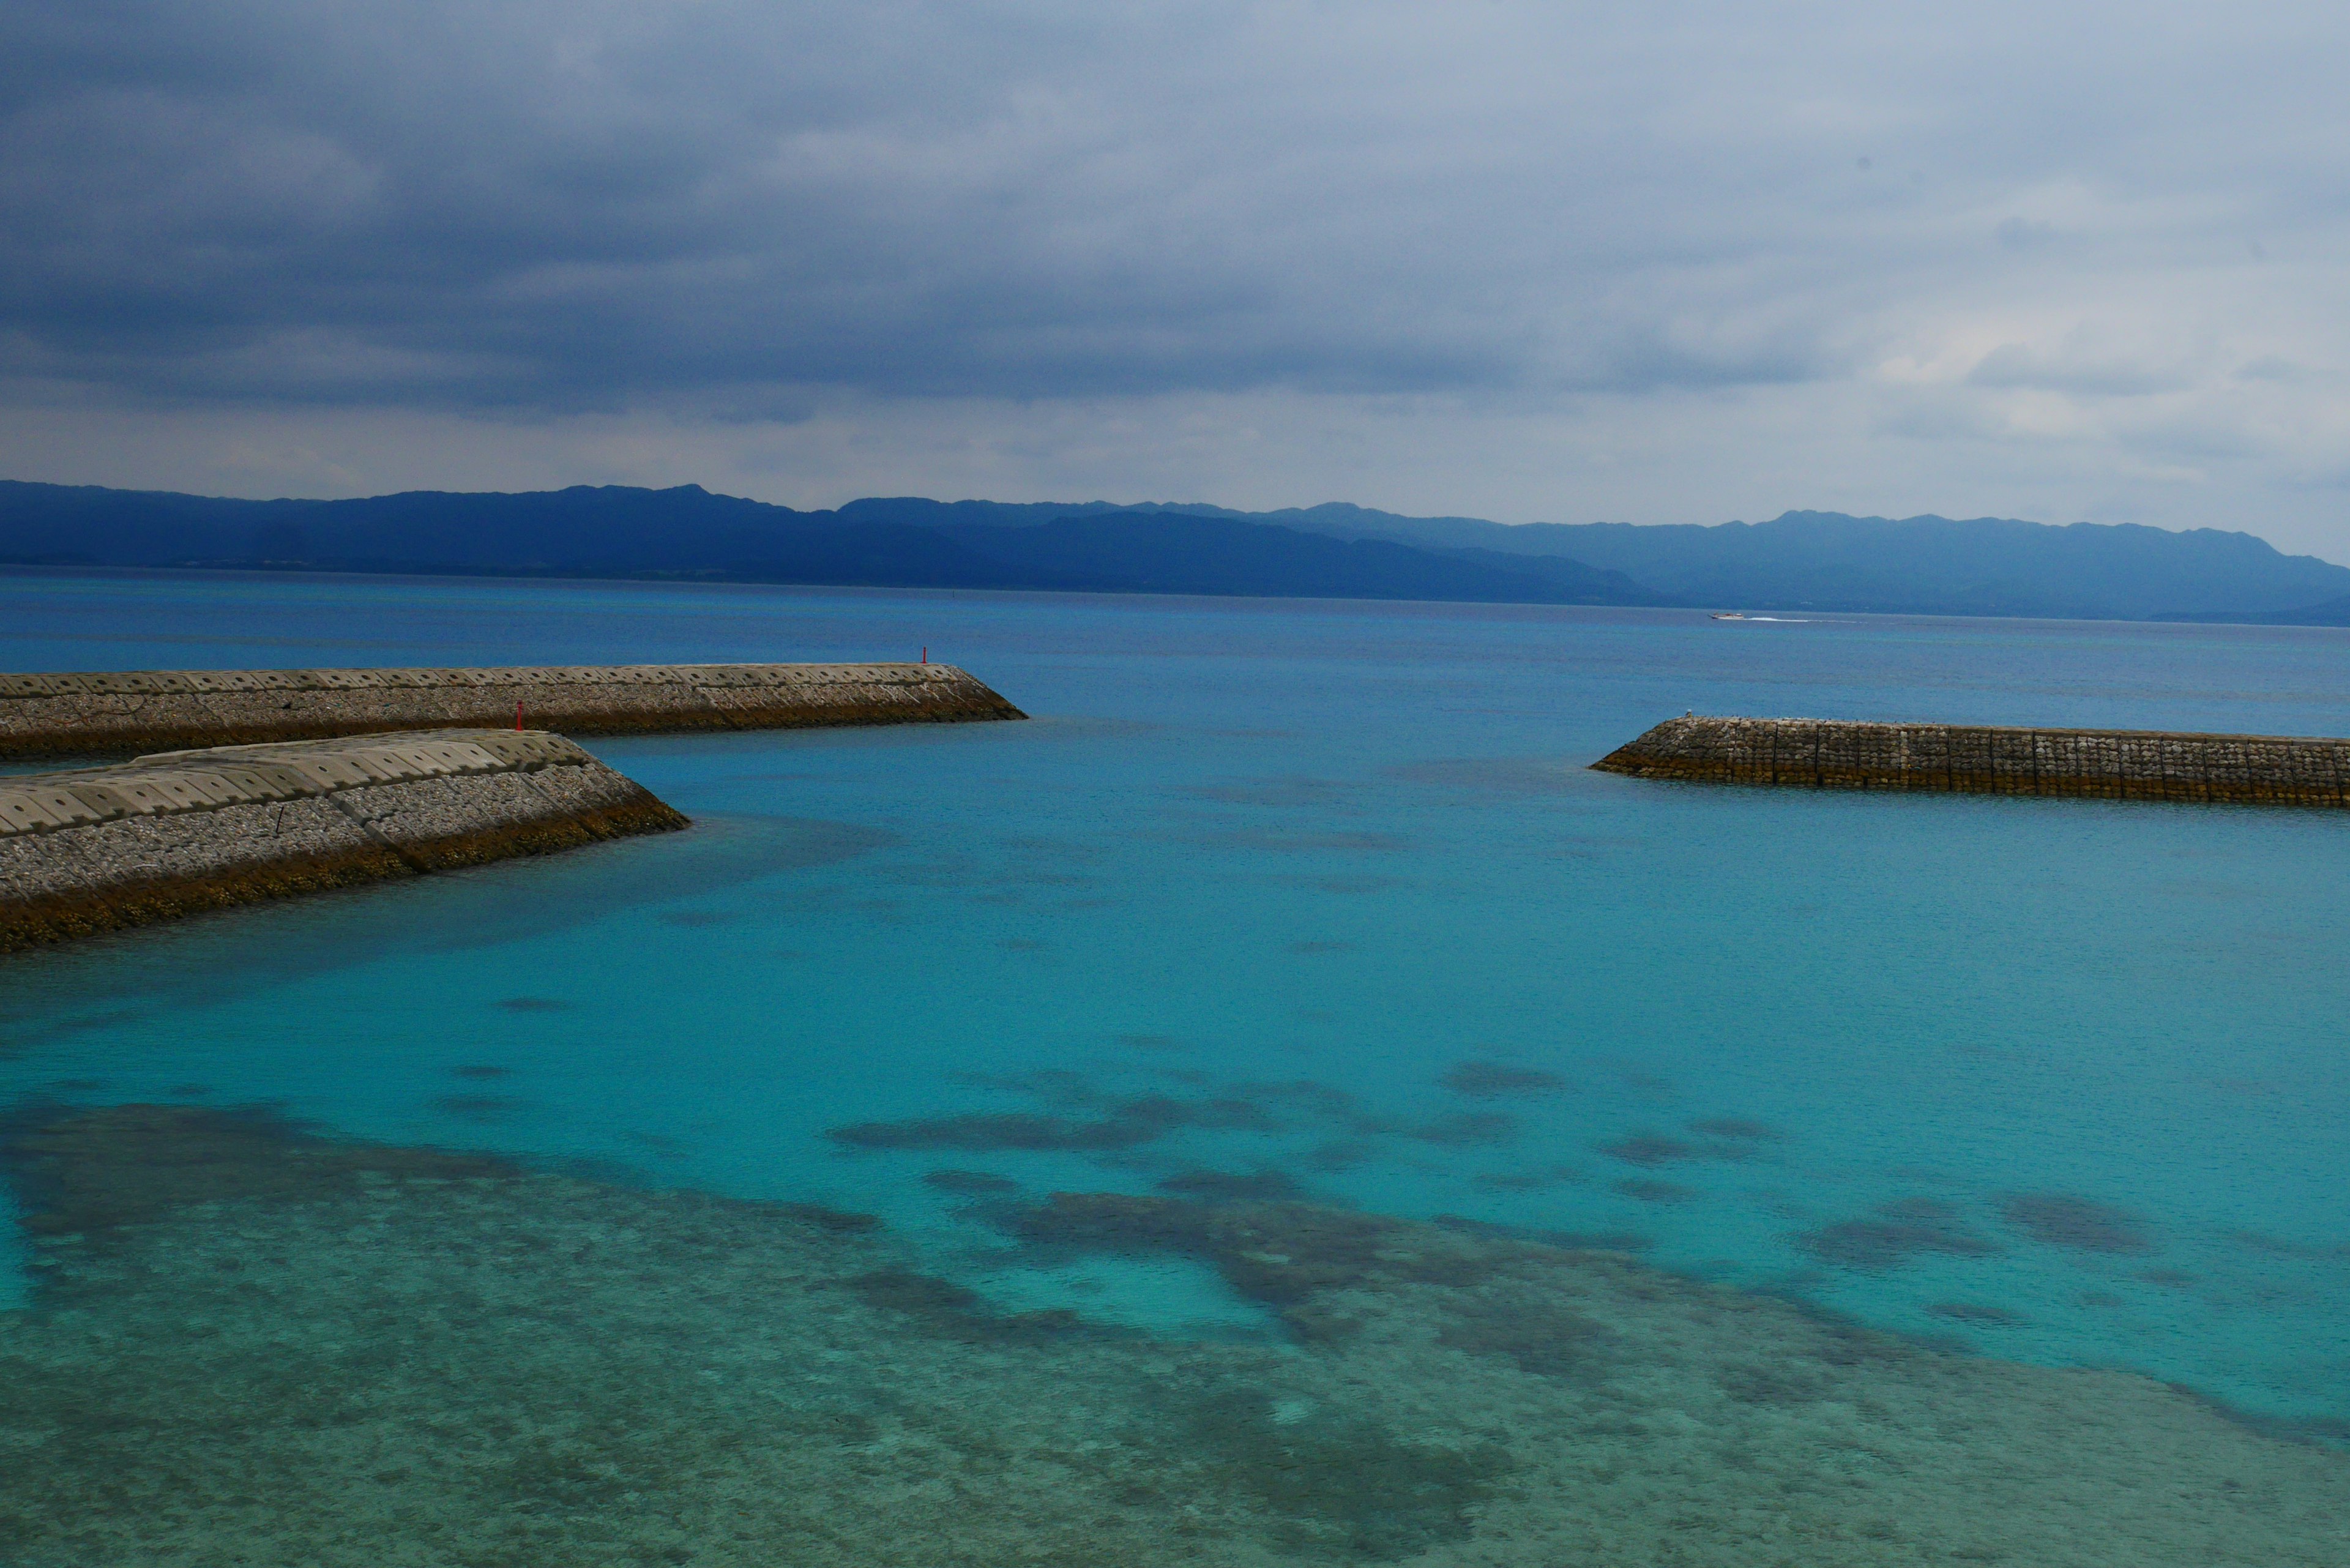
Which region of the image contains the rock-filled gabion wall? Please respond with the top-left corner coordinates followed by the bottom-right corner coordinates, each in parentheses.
top-left (1591, 715), bottom-right (2350, 806)
top-left (0, 730), bottom-right (687, 951)
top-left (0, 662), bottom-right (1023, 763)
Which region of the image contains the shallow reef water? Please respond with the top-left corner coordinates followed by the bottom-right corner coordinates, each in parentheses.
top-left (4, 1103), bottom-right (2347, 1566)
top-left (4, 572), bottom-right (2350, 1556)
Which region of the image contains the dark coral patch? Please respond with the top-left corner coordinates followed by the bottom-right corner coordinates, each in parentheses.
top-left (843, 1267), bottom-right (1094, 1346)
top-left (1157, 1168), bottom-right (1304, 1202)
top-left (1431, 1213), bottom-right (1654, 1254)
top-left (774, 1202), bottom-right (883, 1236)
top-left (1797, 1200), bottom-right (2002, 1271)
top-left (830, 1093), bottom-right (1278, 1155)
top-left (833, 1111), bottom-right (1152, 1153)
top-left (1439, 1062), bottom-right (1564, 1098)
top-left (0, 1103), bottom-right (513, 1241)
top-left (1015, 1196), bottom-right (1379, 1305)
top-left (1437, 1294), bottom-right (1617, 1382)
top-left (1600, 1132), bottom-right (1697, 1167)
top-left (1121, 1092), bottom-right (1282, 1135)
top-left (1997, 1193), bottom-right (2154, 1254)
top-left (1235, 1079), bottom-right (1363, 1118)
top-left (1012, 1195), bottom-right (1496, 1332)
top-left (1688, 1117), bottom-right (1780, 1141)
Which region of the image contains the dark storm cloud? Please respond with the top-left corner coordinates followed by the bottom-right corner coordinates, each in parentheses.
top-left (1, 0), bottom-right (2345, 493)
top-left (5, 0), bottom-right (1564, 407)
top-left (0, 2), bottom-right (1964, 407)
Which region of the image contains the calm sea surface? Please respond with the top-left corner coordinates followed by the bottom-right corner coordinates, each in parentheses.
top-left (4, 569), bottom-right (2348, 1436)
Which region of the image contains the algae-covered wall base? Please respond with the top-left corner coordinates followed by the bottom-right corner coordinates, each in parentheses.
top-left (1593, 715), bottom-right (2350, 806)
top-left (0, 730), bottom-right (686, 951)
top-left (0, 662), bottom-right (1023, 762)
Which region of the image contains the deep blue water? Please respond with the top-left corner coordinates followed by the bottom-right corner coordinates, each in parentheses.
top-left (4, 569), bottom-right (2348, 1427)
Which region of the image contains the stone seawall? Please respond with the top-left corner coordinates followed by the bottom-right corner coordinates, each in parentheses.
top-left (1592, 715), bottom-right (2350, 806)
top-left (0, 662), bottom-right (1023, 763)
top-left (1, 730), bottom-right (687, 952)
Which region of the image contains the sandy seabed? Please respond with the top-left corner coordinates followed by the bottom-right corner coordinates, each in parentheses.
top-left (1, 1105), bottom-right (2344, 1567)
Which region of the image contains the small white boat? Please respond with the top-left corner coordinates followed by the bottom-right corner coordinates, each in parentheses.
top-left (1710, 611), bottom-right (1747, 621)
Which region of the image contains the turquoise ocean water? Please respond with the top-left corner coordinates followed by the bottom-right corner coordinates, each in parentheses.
top-left (3, 569), bottom-right (2347, 1431)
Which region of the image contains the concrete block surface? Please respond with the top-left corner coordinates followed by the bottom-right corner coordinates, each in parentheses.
top-left (1, 661), bottom-right (1024, 761)
top-left (1, 729), bottom-right (687, 952)
top-left (1594, 715), bottom-right (2350, 807)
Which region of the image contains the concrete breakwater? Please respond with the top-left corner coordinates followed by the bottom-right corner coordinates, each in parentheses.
top-left (1592, 715), bottom-right (2350, 805)
top-left (0, 662), bottom-right (1023, 762)
top-left (0, 730), bottom-right (686, 951)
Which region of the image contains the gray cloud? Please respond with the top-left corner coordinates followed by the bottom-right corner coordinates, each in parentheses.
top-left (2, 2), bottom-right (2348, 548)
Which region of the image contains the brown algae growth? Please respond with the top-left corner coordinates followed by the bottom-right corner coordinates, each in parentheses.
top-left (2, 1106), bottom-right (2348, 1565)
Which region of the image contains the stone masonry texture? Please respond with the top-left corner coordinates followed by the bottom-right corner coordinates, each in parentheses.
top-left (0, 730), bottom-right (688, 951)
top-left (0, 663), bottom-right (1024, 763)
top-left (1592, 715), bottom-right (2350, 807)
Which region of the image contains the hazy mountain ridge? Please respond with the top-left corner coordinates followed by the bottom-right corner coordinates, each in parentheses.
top-left (4, 480), bottom-right (2348, 624)
top-left (0, 483), bottom-right (1652, 607)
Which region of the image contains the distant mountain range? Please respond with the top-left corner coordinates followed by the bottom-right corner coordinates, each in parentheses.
top-left (6, 479), bottom-right (2349, 625)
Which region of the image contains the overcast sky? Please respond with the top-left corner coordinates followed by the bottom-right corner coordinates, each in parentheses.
top-left (3, 2), bottom-right (2346, 553)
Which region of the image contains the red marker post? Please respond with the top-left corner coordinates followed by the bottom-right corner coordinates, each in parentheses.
top-left (515, 700), bottom-right (524, 731)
